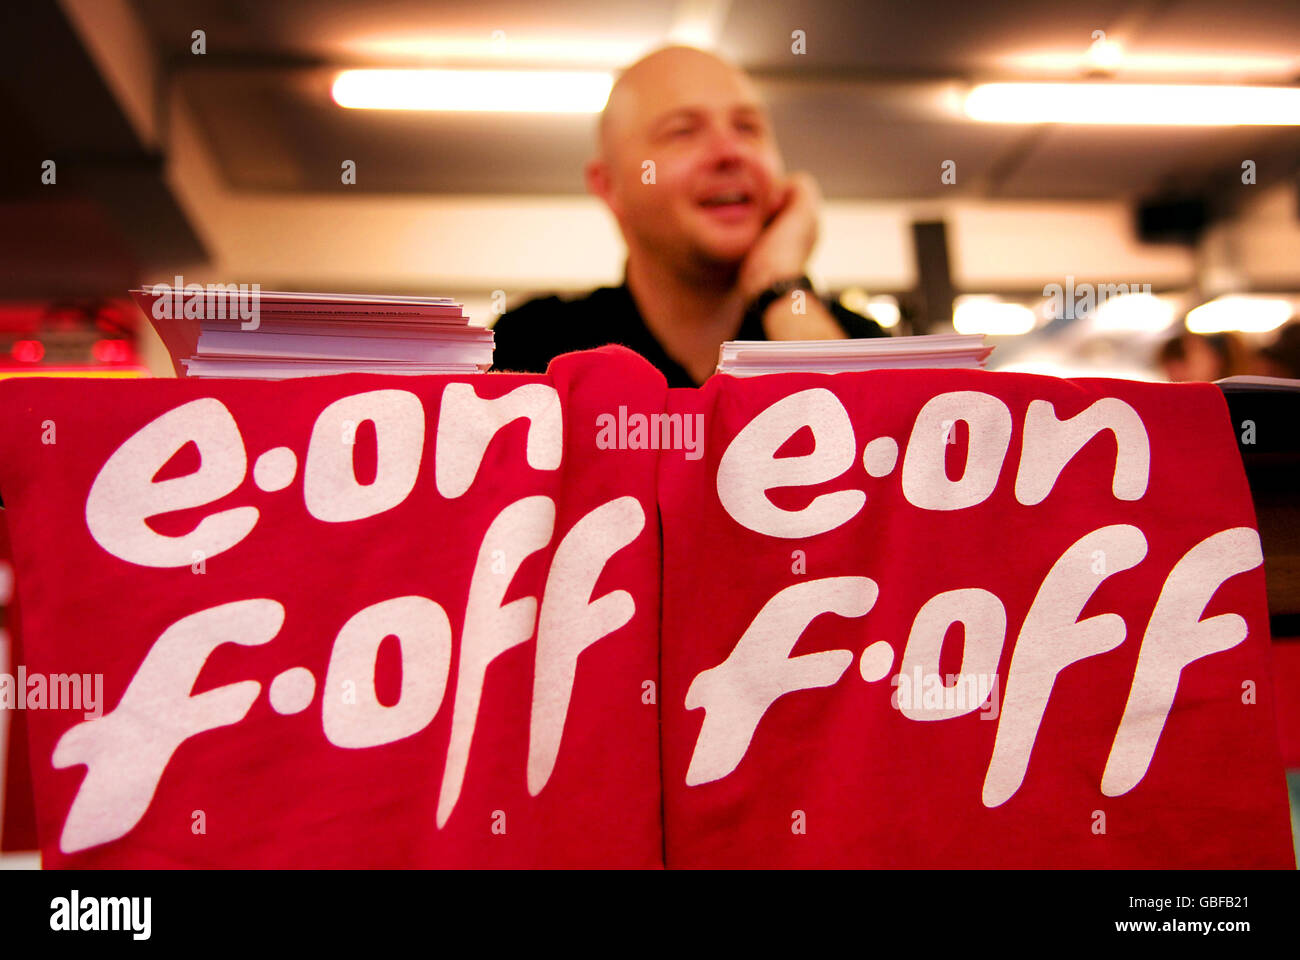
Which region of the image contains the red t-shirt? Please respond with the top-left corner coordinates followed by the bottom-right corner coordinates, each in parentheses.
top-left (658, 369), bottom-right (1293, 867)
top-left (0, 347), bottom-right (666, 867)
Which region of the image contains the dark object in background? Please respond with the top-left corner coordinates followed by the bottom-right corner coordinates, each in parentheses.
top-left (1219, 383), bottom-right (1300, 637)
top-left (1136, 196), bottom-right (1209, 245)
top-left (909, 220), bottom-right (954, 335)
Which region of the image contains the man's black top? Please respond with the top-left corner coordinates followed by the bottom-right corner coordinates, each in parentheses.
top-left (490, 282), bottom-right (888, 388)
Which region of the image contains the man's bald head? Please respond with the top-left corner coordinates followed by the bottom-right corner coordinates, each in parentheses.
top-left (597, 46), bottom-right (766, 161)
top-left (585, 45), bottom-right (786, 274)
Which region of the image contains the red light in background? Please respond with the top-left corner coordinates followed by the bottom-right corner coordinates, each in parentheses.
top-left (11, 340), bottom-right (44, 363)
top-left (92, 339), bottom-right (131, 363)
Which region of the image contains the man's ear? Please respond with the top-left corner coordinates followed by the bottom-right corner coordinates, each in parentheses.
top-left (585, 157), bottom-right (623, 219)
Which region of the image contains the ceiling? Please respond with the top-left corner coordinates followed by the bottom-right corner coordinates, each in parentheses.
top-left (126, 0), bottom-right (1300, 200)
top-left (2, 0), bottom-right (1298, 301)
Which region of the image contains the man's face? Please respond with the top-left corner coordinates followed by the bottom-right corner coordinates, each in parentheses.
top-left (597, 53), bottom-right (786, 270)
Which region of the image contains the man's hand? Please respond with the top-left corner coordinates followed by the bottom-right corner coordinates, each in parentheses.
top-left (737, 172), bottom-right (846, 341)
top-left (737, 172), bottom-right (821, 304)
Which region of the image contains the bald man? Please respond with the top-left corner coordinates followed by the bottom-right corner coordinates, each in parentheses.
top-left (491, 46), bottom-right (885, 387)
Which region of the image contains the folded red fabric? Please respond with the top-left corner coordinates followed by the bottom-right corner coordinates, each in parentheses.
top-left (658, 368), bottom-right (1294, 867)
top-left (0, 346), bottom-right (666, 867)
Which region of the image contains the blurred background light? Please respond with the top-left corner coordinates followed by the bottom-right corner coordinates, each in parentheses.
top-left (864, 295), bottom-right (901, 329)
top-left (1186, 295), bottom-right (1294, 333)
top-left (839, 289), bottom-right (901, 329)
top-left (999, 51), bottom-right (1300, 79)
top-left (1090, 292), bottom-right (1179, 333)
top-left (965, 83), bottom-right (1300, 125)
top-left (11, 340), bottom-right (44, 363)
top-left (1084, 35), bottom-right (1124, 72)
top-left (332, 69), bottom-right (614, 112)
top-left (953, 296), bottom-right (1036, 336)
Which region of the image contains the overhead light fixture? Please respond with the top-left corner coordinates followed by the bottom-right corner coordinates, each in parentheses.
top-left (953, 296), bottom-right (1036, 336)
top-left (331, 69), bottom-right (614, 113)
top-left (1084, 36), bottom-right (1123, 72)
top-left (998, 52), bottom-right (1299, 80)
top-left (1185, 295), bottom-right (1293, 334)
top-left (964, 83), bottom-right (1300, 125)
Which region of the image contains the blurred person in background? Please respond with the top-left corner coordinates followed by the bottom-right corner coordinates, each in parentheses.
top-left (1157, 330), bottom-right (1253, 382)
top-left (1257, 321), bottom-right (1300, 380)
top-left (491, 45), bottom-right (885, 387)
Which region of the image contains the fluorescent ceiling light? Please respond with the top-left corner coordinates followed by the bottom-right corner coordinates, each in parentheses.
top-left (1185, 295), bottom-right (1293, 334)
top-left (965, 83), bottom-right (1300, 125)
top-left (1090, 293), bottom-right (1178, 333)
top-left (998, 52), bottom-right (1299, 80)
top-left (332, 69), bottom-right (613, 113)
top-left (953, 296), bottom-right (1036, 336)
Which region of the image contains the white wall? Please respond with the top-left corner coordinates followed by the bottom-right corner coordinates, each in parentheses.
top-left (1199, 181), bottom-right (1300, 292)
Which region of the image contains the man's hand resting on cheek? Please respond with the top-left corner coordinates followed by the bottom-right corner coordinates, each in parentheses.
top-left (737, 172), bottom-right (846, 341)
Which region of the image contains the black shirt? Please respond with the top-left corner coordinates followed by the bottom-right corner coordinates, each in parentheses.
top-left (490, 282), bottom-right (888, 388)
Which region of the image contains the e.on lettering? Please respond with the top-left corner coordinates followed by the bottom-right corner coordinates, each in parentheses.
top-left (692, 387), bottom-right (1262, 809)
top-left (715, 387), bottom-right (1152, 538)
top-left (68, 383), bottom-right (641, 854)
top-left (59, 382), bottom-right (1263, 853)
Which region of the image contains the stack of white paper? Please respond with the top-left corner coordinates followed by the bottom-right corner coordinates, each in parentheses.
top-left (131, 288), bottom-right (492, 379)
top-left (716, 333), bottom-right (992, 376)
top-left (1215, 375), bottom-right (1300, 393)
